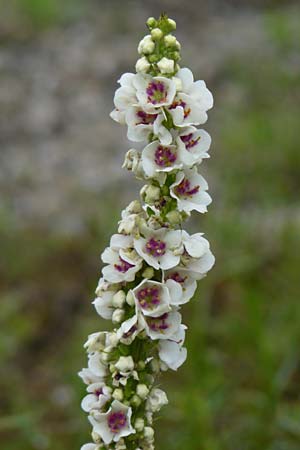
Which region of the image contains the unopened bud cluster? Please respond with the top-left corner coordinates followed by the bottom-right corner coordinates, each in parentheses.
top-left (80, 14), bottom-right (215, 450)
top-left (136, 14), bottom-right (181, 77)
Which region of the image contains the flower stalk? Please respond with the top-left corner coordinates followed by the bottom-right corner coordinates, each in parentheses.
top-left (79, 14), bottom-right (215, 450)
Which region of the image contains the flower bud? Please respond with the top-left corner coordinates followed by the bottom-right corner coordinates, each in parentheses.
top-left (164, 34), bottom-right (176, 47)
top-left (91, 430), bottom-right (102, 444)
top-left (136, 384), bottom-right (149, 399)
top-left (112, 290), bottom-right (126, 308)
top-left (142, 184), bottom-right (161, 204)
top-left (122, 149), bottom-right (141, 171)
top-left (126, 200), bottom-right (143, 214)
top-left (167, 18), bottom-right (176, 30)
top-left (157, 57), bottom-right (175, 74)
top-left (131, 394), bottom-right (142, 407)
top-left (144, 426), bottom-right (155, 440)
top-left (151, 28), bottom-right (163, 40)
top-left (142, 267), bottom-right (154, 279)
top-left (138, 35), bottom-right (155, 54)
top-left (146, 17), bottom-right (156, 28)
top-left (150, 358), bottom-right (160, 373)
top-left (136, 57), bottom-right (151, 73)
top-left (109, 363), bottom-right (116, 373)
top-left (126, 291), bottom-right (135, 306)
top-left (115, 356), bottom-right (134, 373)
top-left (112, 388), bottom-right (124, 401)
top-left (112, 308), bottom-right (124, 323)
top-left (137, 360), bottom-right (146, 370)
top-left (134, 417), bottom-right (144, 432)
top-left (116, 438), bottom-right (126, 450)
top-left (166, 210), bottom-right (182, 225)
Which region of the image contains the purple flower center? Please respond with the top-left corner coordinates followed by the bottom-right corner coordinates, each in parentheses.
top-left (145, 238), bottom-right (166, 257)
top-left (154, 145), bottom-right (177, 167)
top-left (136, 110), bottom-right (157, 125)
top-left (146, 81), bottom-right (167, 105)
top-left (108, 411), bottom-right (127, 433)
top-left (174, 179), bottom-right (200, 197)
top-left (169, 98), bottom-right (191, 118)
top-left (114, 257), bottom-right (135, 273)
top-left (167, 272), bottom-right (187, 285)
top-left (137, 286), bottom-right (161, 310)
top-left (180, 133), bottom-right (200, 150)
top-left (147, 313), bottom-right (169, 332)
top-left (94, 388), bottom-right (103, 397)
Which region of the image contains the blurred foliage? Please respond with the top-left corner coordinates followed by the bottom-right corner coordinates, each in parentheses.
top-left (1, 2), bottom-right (300, 450)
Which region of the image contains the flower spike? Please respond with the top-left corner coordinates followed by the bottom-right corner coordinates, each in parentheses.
top-left (80, 14), bottom-right (215, 450)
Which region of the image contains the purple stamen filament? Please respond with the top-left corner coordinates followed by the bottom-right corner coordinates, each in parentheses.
top-left (146, 81), bottom-right (167, 105)
top-left (114, 257), bottom-right (135, 273)
top-left (180, 133), bottom-right (200, 150)
top-left (175, 178), bottom-right (200, 197)
top-left (145, 238), bottom-right (166, 257)
top-left (108, 411), bottom-right (127, 433)
top-left (168, 272), bottom-right (187, 284)
top-left (147, 313), bottom-right (169, 332)
top-left (154, 145), bottom-right (177, 167)
top-left (169, 98), bottom-right (191, 118)
top-left (137, 286), bottom-right (161, 310)
top-left (136, 110), bottom-right (157, 125)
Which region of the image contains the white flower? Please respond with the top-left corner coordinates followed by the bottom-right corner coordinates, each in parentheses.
top-left (170, 167), bottom-right (212, 213)
top-left (81, 443), bottom-right (100, 450)
top-left (116, 306), bottom-right (145, 344)
top-left (157, 57), bottom-right (175, 74)
top-left (177, 126), bottom-right (211, 166)
top-left (134, 227), bottom-right (182, 270)
top-left (134, 74), bottom-right (176, 112)
top-left (84, 332), bottom-right (109, 352)
top-left (93, 290), bottom-right (115, 320)
top-left (167, 68), bottom-right (213, 127)
top-left (115, 356), bottom-right (135, 373)
top-left (136, 56), bottom-right (151, 73)
top-left (179, 231), bottom-right (215, 279)
top-left (110, 73), bottom-right (138, 124)
top-left (101, 234), bottom-right (143, 283)
top-left (138, 35), bottom-right (155, 54)
top-left (159, 340), bottom-right (187, 370)
top-left (132, 279), bottom-right (181, 317)
top-left (89, 400), bottom-right (135, 444)
top-left (125, 106), bottom-right (158, 142)
top-left (81, 383), bottom-right (111, 412)
top-left (142, 309), bottom-right (182, 340)
top-left (146, 388), bottom-right (168, 412)
top-left (164, 269), bottom-right (197, 304)
top-left (141, 140), bottom-right (182, 178)
top-left (152, 112), bottom-right (173, 145)
top-left (78, 368), bottom-right (103, 386)
top-left (88, 352), bottom-right (107, 378)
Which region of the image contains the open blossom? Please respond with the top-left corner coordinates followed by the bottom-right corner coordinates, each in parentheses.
top-left (134, 74), bottom-right (177, 112)
top-left (177, 126), bottom-right (211, 166)
top-left (170, 167), bottom-right (212, 213)
top-left (134, 227), bottom-right (182, 270)
top-left (141, 140), bottom-right (182, 177)
top-left (89, 400), bottom-right (135, 444)
top-left (80, 14), bottom-right (215, 450)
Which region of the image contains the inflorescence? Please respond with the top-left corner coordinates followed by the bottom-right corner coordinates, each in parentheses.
top-left (79, 14), bottom-right (215, 450)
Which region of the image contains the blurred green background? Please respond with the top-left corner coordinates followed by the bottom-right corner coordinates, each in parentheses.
top-left (1, 1), bottom-right (300, 449)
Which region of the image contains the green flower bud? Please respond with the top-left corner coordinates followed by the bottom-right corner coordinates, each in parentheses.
top-left (167, 18), bottom-right (176, 30)
top-left (142, 267), bottom-right (154, 279)
top-left (151, 28), bottom-right (163, 41)
top-left (146, 17), bottom-right (156, 28)
top-left (131, 394), bottom-right (142, 407)
top-left (164, 34), bottom-right (177, 47)
top-left (166, 210), bottom-right (182, 225)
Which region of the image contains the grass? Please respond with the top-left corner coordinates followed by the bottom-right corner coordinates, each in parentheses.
top-left (1, 4), bottom-right (300, 450)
